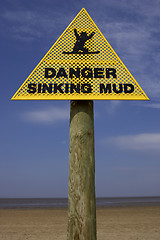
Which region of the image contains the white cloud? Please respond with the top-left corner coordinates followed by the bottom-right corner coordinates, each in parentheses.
top-left (1, 9), bottom-right (71, 41)
top-left (105, 101), bottom-right (121, 115)
top-left (2, 10), bottom-right (36, 22)
top-left (143, 103), bottom-right (160, 109)
top-left (102, 133), bottom-right (160, 152)
top-left (138, 101), bottom-right (160, 109)
top-left (22, 106), bottom-right (69, 123)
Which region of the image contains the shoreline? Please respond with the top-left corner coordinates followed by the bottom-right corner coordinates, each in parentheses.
top-left (0, 196), bottom-right (160, 209)
top-left (1, 203), bottom-right (160, 210)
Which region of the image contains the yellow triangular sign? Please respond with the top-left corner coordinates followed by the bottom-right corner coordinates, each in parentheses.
top-left (12, 8), bottom-right (149, 100)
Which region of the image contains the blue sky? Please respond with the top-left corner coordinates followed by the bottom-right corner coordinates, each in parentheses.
top-left (0, 0), bottom-right (160, 198)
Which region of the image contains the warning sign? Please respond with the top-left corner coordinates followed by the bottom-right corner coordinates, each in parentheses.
top-left (11, 8), bottom-right (149, 100)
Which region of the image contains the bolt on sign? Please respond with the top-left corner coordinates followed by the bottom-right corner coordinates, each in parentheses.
top-left (11, 8), bottom-right (149, 100)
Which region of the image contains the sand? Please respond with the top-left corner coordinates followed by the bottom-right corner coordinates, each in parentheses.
top-left (0, 206), bottom-right (160, 240)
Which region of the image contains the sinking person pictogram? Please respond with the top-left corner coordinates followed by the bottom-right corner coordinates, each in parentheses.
top-left (63, 29), bottom-right (100, 54)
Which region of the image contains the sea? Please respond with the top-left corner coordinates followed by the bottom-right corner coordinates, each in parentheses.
top-left (0, 197), bottom-right (160, 209)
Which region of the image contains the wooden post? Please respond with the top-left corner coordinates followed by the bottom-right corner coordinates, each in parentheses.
top-left (67, 100), bottom-right (97, 240)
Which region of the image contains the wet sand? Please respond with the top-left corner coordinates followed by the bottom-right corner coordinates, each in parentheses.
top-left (0, 206), bottom-right (160, 240)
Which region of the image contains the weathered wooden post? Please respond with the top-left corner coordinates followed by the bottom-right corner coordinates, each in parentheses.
top-left (67, 100), bottom-right (96, 240)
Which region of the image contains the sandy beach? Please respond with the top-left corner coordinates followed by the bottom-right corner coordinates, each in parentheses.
top-left (0, 206), bottom-right (160, 240)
